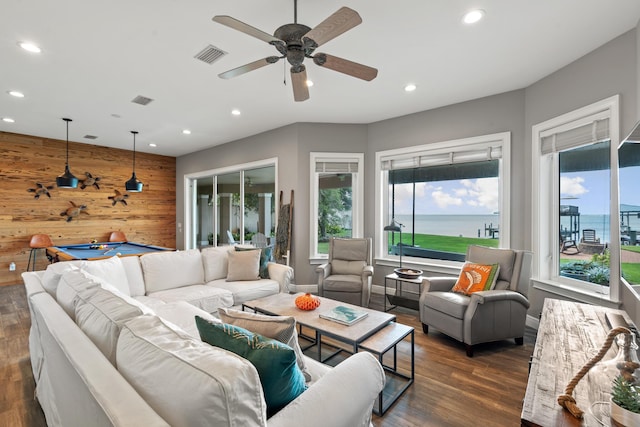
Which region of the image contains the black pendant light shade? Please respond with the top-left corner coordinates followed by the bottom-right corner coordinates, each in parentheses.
top-left (125, 130), bottom-right (143, 192)
top-left (56, 118), bottom-right (78, 188)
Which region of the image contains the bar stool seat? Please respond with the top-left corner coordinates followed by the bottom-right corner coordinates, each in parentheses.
top-left (109, 231), bottom-right (127, 242)
top-left (28, 234), bottom-right (54, 271)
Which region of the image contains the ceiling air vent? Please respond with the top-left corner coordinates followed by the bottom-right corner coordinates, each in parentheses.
top-left (194, 44), bottom-right (227, 65)
top-left (131, 95), bottom-right (154, 106)
top-left (83, 135), bottom-right (98, 140)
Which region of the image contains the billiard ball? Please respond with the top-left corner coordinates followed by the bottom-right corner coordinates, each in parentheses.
top-left (116, 252), bottom-right (122, 256)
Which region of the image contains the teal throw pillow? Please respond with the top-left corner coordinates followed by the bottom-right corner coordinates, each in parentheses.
top-left (195, 316), bottom-right (307, 416)
top-left (236, 246), bottom-right (272, 279)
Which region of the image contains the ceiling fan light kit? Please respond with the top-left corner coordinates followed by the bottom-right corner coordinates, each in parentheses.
top-left (212, 1), bottom-right (378, 102)
top-left (56, 117), bottom-right (79, 189)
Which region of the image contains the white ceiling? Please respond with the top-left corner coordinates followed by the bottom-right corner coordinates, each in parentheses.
top-left (2, 0), bottom-right (640, 157)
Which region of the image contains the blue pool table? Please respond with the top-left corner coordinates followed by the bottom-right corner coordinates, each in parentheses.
top-left (46, 241), bottom-right (173, 262)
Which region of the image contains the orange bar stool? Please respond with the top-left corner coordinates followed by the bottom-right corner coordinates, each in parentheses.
top-left (109, 231), bottom-right (127, 242)
top-left (27, 234), bottom-right (54, 271)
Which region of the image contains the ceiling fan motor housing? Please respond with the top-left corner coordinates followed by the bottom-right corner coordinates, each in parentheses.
top-left (273, 23), bottom-right (315, 68)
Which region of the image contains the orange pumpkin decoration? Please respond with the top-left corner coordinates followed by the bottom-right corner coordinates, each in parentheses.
top-left (295, 293), bottom-right (321, 311)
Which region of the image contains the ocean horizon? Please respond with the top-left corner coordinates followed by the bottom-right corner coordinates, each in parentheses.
top-left (395, 213), bottom-right (618, 243)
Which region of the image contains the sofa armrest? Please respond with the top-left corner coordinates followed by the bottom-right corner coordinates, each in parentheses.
top-left (267, 352), bottom-right (384, 427)
top-left (469, 289), bottom-right (530, 308)
top-left (362, 265), bottom-right (374, 279)
top-left (267, 262), bottom-right (295, 293)
top-left (316, 263), bottom-right (331, 295)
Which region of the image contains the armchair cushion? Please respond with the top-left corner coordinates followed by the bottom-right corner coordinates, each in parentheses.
top-left (323, 275), bottom-right (363, 292)
top-left (332, 239), bottom-right (369, 261)
top-left (331, 260), bottom-right (367, 276)
top-left (451, 262), bottom-right (500, 295)
top-left (466, 246), bottom-right (515, 290)
top-left (422, 292), bottom-right (470, 319)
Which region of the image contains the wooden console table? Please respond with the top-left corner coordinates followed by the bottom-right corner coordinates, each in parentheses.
top-left (521, 298), bottom-right (636, 426)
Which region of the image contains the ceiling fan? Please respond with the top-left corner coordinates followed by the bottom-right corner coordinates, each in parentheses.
top-left (212, 0), bottom-right (378, 102)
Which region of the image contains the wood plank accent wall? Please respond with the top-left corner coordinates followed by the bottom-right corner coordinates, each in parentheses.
top-left (0, 131), bottom-right (176, 286)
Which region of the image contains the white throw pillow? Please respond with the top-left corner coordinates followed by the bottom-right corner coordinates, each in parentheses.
top-left (81, 256), bottom-right (131, 296)
top-left (140, 249), bottom-right (205, 293)
top-left (201, 246), bottom-right (233, 281)
top-left (117, 315), bottom-right (266, 427)
top-left (75, 287), bottom-right (146, 366)
top-left (79, 270), bottom-right (154, 315)
top-left (226, 249), bottom-right (260, 281)
top-left (218, 308), bottom-right (311, 382)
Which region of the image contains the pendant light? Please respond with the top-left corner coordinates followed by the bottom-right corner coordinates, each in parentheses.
top-left (56, 118), bottom-right (78, 188)
top-left (125, 130), bottom-right (143, 192)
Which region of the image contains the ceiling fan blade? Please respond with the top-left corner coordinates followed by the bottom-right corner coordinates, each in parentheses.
top-left (212, 15), bottom-right (281, 44)
top-left (218, 57), bottom-right (280, 79)
top-left (313, 53), bottom-right (378, 81)
top-left (303, 7), bottom-right (362, 49)
top-left (291, 67), bottom-right (310, 102)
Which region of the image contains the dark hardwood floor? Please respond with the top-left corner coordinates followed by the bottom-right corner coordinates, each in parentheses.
top-left (0, 285), bottom-right (535, 426)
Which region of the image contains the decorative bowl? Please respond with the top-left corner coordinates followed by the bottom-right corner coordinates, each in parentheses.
top-left (295, 293), bottom-right (321, 311)
top-left (394, 268), bottom-right (423, 279)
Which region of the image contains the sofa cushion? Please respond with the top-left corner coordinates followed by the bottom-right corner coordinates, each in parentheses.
top-left (201, 246), bottom-right (233, 281)
top-left (196, 317), bottom-right (307, 416)
top-left (423, 291), bottom-right (470, 319)
top-left (56, 268), bottom-right (101, 319)
top-left (331, 259), bottom-right (366, 276)
top-left (207, 279), bottom-right (279, 305)
top-left (147, 284), bottom-right (233, 313)
top-left (451, 262), bottom-right (500, 295)
top-left (74, 287), bottom-right (146, 365)
top-left (226, 249), bottom-right (260, 281)
top-left (218, 308), bottom-right (311, 382)
top-left (155, 301), bottom-right (221, 339)
top-left (117, 315), bottom-right (266, 427)
top-left (120, 256), bottom-right (146, 297)
top-left (80, 256), bottom-right (130, 296)
top-left (141, 249), bottom-right (204, 293)
top-left (332, 238), bottom-right (368, 261)
top-left (42, 261), bottom-right (82, 296)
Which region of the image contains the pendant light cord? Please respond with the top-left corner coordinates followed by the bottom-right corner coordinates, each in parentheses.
top-left (63, 118), bottom-right (72, 167)
top-left (131, 131), bottom-right (138, 173)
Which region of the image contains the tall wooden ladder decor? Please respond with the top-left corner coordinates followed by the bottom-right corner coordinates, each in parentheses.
top-left (275, 190), bottom-right (294, 266)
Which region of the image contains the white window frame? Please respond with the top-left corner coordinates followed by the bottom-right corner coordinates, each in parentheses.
top-left (309, 152), bottom-right (364, 262)
top-left (374, 132), bottom-right (511, 272)
top-left (531, 95), bottom-right (620, 305)
top-left (183, 158), bottom-right (278, 250)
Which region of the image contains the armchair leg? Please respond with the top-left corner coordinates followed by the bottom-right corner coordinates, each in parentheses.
top-left (465, 344), bottom-right (474, 357)
top-left (515, 337), bottom-right (524, 346)
top-left (422, 323), bottom-right (429, 334)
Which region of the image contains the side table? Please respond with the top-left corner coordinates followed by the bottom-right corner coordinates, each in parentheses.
top-left (384, 273), bottom-right (424, 311)
top-left (359, 322), bottom-right (414, 415)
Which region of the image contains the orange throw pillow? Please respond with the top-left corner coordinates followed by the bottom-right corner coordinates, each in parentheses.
top-left (451, 262), bottom-right (500, 295)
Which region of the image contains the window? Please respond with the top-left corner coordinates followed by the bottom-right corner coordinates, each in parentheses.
top-left (375, 133), bottom-right (511, 265)
top-left (532, 95), bottom-right (620, 301)
top-left (310, 153), bottom-right (363, 260)
top-left (184, 159), bottom-right (277, 249)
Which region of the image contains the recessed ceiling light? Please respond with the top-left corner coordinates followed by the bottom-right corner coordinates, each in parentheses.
top-left (404, 84), bottom-right (417, 92)
top-left (148, 143), bottom-right (157, 147)
top-left (231, 109), bottom-right (241, 116)
top-left (18, 42), bottom-right (41, 53)
top-left (306, 80), bottom-right (314, 87)
top-left (462, 9), bottom-right (485, 24)
top-left (182, 129), bottom-right (191, 135)
top-left (8, 90), bottom-right (25, 98)
top-left (2, 117), bottom-right (15, 123)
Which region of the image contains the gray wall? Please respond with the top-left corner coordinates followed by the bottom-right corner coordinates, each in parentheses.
top-left (524, 30), bottom-right (638, 321)
top-left (176, 28), bottom-right (640, 322)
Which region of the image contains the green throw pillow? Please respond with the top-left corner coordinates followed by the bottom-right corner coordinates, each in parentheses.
top-left (236, 246), bottom-right (272, 279)
top-left (195, 316), bottom-right (307, 416)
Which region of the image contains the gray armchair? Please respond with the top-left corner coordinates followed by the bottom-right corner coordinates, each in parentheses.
top-left (316, 237), bottom-right (373, 307)
top-left (419, 245), bottom-right (532, 357)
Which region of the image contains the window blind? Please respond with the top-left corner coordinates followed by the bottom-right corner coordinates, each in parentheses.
top-left (315, 161), bottom-right (359, 173)
top-left (380, 145), bottom-right (502, 171)
top-left (541, 118), bottom-right (609, 154)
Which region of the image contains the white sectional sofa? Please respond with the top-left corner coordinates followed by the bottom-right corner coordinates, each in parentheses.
top-left (22, 247), bottom-right (386, 427)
